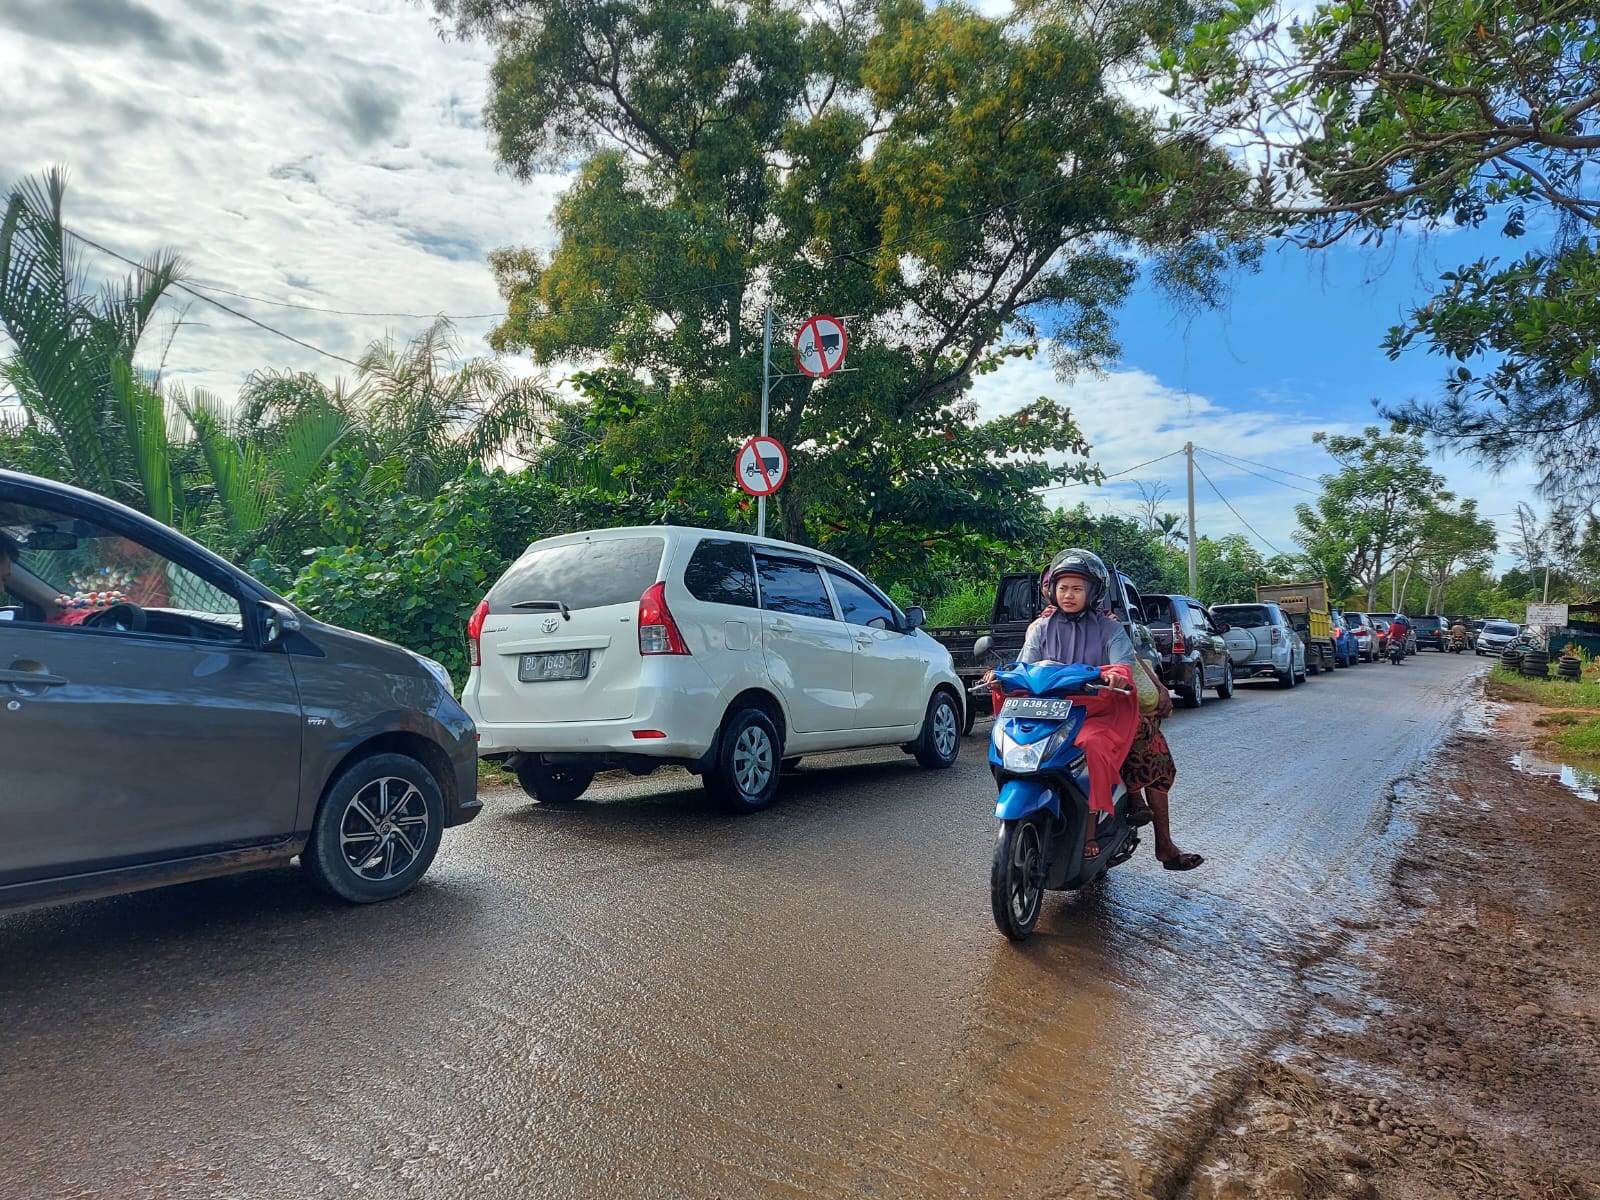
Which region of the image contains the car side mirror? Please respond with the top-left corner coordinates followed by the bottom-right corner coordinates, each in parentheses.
top-left (259, 600), bottom-right (302, 646)
top-left (974, 634), bottom-right (994, 659)
top-left (902, 606), bottom-right (926, 631)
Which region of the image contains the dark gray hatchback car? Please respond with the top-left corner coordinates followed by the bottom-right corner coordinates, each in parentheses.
top-left (0, 469), bottom-right (480, 913)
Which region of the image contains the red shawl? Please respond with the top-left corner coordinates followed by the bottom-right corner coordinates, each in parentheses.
top-left (1071, 664), bottom-right (1140, 815)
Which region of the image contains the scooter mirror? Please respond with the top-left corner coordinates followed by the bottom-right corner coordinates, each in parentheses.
top-left (973, 635), bottom-right (994, 659)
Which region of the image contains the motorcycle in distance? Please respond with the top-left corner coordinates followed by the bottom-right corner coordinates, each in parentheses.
top-left (973, 636), bottom-right (1142, 941)
top-left (1388, 635), bottom-right (1406, 665)
top-left (1448, 632), bottom-right (1469, 654)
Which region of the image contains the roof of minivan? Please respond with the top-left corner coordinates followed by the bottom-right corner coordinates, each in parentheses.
top-left (518, 525), bottom-right (862, 574)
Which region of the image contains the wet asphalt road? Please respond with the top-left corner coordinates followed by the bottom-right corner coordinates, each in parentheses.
top-left (1, 650), bottom-right (1488, 1200)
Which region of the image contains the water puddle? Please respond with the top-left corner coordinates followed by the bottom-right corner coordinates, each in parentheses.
top-left (1509, 749), bottom-right (1600, 801)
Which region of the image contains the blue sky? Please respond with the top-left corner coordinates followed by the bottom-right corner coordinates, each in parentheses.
top-left (0, 0), bottom-right (1543, 569)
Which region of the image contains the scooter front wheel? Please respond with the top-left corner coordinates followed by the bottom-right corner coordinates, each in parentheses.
top-left (991, 813), bottom-right (1049, 941)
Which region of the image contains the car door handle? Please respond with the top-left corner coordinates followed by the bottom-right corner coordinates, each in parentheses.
top-left (1, 667), bottom-right (69, 687)
top-left (771, 620), bottom-right (794, 634)
top-left (854, 634), bottom-right (874, 647)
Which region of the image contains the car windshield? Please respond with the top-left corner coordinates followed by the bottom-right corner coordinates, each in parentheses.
top-left (1213, 604), bottom-right (1273, 627)
top-left (1484, 622), bottom-right (1520, 635)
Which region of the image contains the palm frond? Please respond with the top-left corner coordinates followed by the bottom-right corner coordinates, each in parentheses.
top-left (109, 357), bottom-right (174, 525)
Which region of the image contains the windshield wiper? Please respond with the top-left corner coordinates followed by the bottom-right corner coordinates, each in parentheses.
top-left (511, 599), bottom-right (571, 621)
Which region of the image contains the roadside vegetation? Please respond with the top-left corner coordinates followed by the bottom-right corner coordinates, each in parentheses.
top-left (1488, 656), bottom-right (1600, 763)
top-left (6, 0), bottom-right (1599, 679)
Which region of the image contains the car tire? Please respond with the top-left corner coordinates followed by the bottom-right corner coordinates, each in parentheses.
top-left (704, 706), bottom-right (783, 813)
top-left (1184, 662), bottom-right (1204, 708)
top-left (1214, 660), bottom-right (1234, 699)
top-left (514, 759), bottom-right (594, 805)
top-left (913, 690), bottom-right (963, 769)
top-left (1295, 655), bottom-right (1308, 684)
top-left (300, 753), bottom-right (445, 904)
top-left (1277, 666), bottom-right (1295, 688)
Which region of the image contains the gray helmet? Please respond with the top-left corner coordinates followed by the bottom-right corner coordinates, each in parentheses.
top-left (1042, 548), bottom-right (1109, 609)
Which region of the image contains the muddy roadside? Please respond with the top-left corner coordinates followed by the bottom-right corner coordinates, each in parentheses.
top-left (1171, 682), bottom-right (1600, 1200)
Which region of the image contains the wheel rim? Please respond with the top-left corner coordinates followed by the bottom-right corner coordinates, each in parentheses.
top-left (1007, 820), bottom-right (1045, 927)
top-left (932, 698), bottom-right (959, 758)
top-left (732, 724), bottom-right (775, 796)
top-left (339, 776), bottom-right (431, 882)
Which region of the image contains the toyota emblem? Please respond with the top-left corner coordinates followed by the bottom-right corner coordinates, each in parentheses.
top-left (541, 616), bottom-right (560, 634)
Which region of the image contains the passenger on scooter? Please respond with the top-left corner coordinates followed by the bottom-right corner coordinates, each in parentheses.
top-left (989, 549), bottom-right (1143, 861)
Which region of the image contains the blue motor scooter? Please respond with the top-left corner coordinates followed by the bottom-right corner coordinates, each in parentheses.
top-left (974, 639), bottom-right (1142, 941)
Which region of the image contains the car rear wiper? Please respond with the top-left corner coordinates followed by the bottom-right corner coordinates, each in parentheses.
top-left (512, 599), bottom-right (571, 620)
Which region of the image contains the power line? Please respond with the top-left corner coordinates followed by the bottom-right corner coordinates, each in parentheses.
top-left (1195, 448), bottom-right (1320, 495)
top-left (75, 141), bottom-right (1187, 337)
top-left (184, 279), bottom-right (505, 321)
top-left (1191, 457), bottom-right (1290, 556)
top-left (1195, 445), bottom-right (1324, 486)
top-left (64, 229), bottom-right (362, 368)
top-left (1042, 448), bottom-right (1186, 494)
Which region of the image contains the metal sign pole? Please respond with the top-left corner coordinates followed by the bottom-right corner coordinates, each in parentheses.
top-left (758, 305), bottom-right (771, 538)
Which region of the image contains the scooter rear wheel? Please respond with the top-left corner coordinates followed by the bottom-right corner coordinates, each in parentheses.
top-left (992, 813), bottom-right (1049, 941)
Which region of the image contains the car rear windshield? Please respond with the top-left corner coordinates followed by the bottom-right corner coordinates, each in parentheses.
top-left (1142, 595), bottom-right (1175, 623)
top-left (1213, 605), bottom-right (1273, 627)
top-left (1413, 616), bottom-right (1443, 629)
top-left (1342, 613), bottom-right (1365, 628)
top-left (488, 536), bottom-right (666, 612)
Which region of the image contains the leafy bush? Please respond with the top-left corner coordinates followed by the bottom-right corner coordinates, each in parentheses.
top-left (925, 578), bottom-right (995, 627)
top-left (287, 456), bottom-right (653, 680)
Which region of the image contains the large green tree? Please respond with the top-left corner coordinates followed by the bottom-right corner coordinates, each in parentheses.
top-left (1164, 0), bottom-right (1600, 506)
top-left (1293, 424), bottom-right (1449, 609)
top-left (435, 0), bottom-right (1257, 573)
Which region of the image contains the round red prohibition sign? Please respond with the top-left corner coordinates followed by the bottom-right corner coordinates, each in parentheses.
top-left (735, 435), bottom-right (789, 497)
top-left (793, 315), bottom-right (848, 377)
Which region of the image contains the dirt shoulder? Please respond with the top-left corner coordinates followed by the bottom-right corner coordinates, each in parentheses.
top-left (1175, 684), bottom-right (1600, 1200)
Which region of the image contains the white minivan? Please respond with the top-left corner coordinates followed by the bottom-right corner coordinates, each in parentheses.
top-left (462, 527), bottom-right (966, 812)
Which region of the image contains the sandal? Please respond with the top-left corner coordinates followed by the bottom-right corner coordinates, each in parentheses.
top-left (1159, 852), bottom-right (1205, 872)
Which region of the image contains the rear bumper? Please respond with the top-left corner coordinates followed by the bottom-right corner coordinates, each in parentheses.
top-left (465, 658), bottom-right (724, 760)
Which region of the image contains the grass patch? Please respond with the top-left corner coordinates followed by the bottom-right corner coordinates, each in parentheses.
top-left (1551, 718), bottom-right (1600, 756)
top-left (1486, 667), bottom-right (1600, 710)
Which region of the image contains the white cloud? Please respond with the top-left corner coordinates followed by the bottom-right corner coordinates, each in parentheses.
top-left (0, 0), bottom-right (562, 397)
top-left (967, 349), bottom-right (1541, 572)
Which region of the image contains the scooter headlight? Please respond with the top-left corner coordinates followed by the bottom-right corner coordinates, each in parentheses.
top-left (998, 724), bottom-right (1077, 773)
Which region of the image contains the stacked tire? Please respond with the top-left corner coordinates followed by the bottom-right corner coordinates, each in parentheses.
top-left (1558, 655), bottom-right (1583, 682)
top-left (1521, 649), bottom-right (1551, 680)
top-left (1500, 648), bottom-right (1524, 673)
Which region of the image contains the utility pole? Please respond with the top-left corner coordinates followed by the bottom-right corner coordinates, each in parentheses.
top-left (758, 306), bottom-right (772, 539)
top-left (1185, 442), bottom-right (1198, 595)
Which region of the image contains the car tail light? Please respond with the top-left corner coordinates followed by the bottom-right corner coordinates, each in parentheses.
top-left (639, 582), bottom-right (690, 655)
top-left (632, 730), bottom-right (667, 739)
top-left (1270, 626), bottom-right (1282, 643)
top-left (1172, 630), bottom-right (1186, 655)
top-left (467, 599), bottom-right (489, 667)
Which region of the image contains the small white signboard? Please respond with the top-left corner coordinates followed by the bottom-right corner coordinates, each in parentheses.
top-left (1526, 603), bottom-right (1569, 627)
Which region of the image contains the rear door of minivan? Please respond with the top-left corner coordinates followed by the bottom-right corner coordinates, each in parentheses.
top-left (473, 533), bottom-right (667, 724)
top-left (751, 551), bottom-right (856, 734)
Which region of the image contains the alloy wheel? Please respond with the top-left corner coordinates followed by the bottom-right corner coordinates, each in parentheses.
top-left (339, 776), bottom-right (433, 882)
